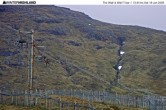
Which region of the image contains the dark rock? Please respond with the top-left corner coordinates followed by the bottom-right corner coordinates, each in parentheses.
top-left (95, 45), bottom-right (102, 50)
top-left (162, 59), bottom-right (166, 64)
top-left (0, 51), bottom-right (18, 56)
top-left (0, 66), bottom-right (6, 71)
top-left (117, 36), bottom-right (125, 45)
top-left (9, 24), bottom-right (20, 30)
top-left (34, 38), bottom-right (45, 43)
top-left (87, 30), bottom-right (108, 41)
top-left (72, 22), bottom-right (114, 41)
top-left (42, 27), bottom-right (67, 36)
top-left (8, 62), bottom-right (25, 68)
top-left (68, 41), bottom-right (81, 46)
top-left (8, 63), bottom-right (21, 67)
top-left (34, 18), bottom-right (63, 23)
top-left (65, 66), bottom-right (79, 76)
top-left (0, 6), bottom-right (24, 12)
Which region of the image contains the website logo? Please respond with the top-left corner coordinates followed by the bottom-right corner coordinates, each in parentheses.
top-left (2, 1), bottom-right (36, 4)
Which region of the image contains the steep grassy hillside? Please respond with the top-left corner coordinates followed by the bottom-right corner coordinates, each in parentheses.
top-left (0, 6), bottom-right (166, 95)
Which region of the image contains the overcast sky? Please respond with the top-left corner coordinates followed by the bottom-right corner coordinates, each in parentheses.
top-left (60, 5), bottom-right (166, 32)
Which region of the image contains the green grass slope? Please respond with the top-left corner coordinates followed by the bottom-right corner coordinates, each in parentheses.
top-left (0, 6), bottom-right (166, 95)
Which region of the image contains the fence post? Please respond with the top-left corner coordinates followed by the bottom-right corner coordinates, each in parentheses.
top-left (127, 95), bottom-right (129, 106)
top-left (142, 95), bottom-right (144, 108)
top-left (119, 94), bottom-right (122, 105)
top-left (154, 99), bottom-right (157, 110)
top-left (0, 90), bottom-right (2, 103)
top-left (14, 92), bottom-right (17, 105)
top-left (38, 90), bottom-right (41, 106)
top-left (24, 90), bottom-right (26, 106)
top-left (148, 99), bottom-right (151, 109)
top-left (82, 90), bottom-right (85, 107)
top-left (11, 90), bottom-right (14, 104)
top-left (2, 90), bottom-right (4, 104)
top-left (88, 100), bottom-right (91, 110)
top-left (135, 96), bottom-right (137, 107)
top-left (115, 92), bottom-right (117, 104)
top-left (162, 98), bottom-right (164, 110)
top-left (26, 90), bottom-right (29, 106)
top-left (98, 91), bottom-right (100, 101)
top-left (82, 90), bottom-right (85, 100)
top-left (59, 98), bottom-right (62, 110)
top-left (45, 90), bottom-right (48, 109)
top-left (67, 102), bottom-right (70, 110)
top-left (30, 90), bottom-right (33, 107)
top-left (49, 98), bottom-right (52, 110)
top-left (48, 98), bottom-right (50, 110)
top-left (35, 89), bottom-right (38, 106)
top-left (92, 91), bottom-right (94, 102)
top-left (74, 100), bottom-right (76, 110)
top-left (103, 91), bottom-right (105, 102)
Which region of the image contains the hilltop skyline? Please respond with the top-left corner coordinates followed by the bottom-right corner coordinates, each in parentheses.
top-left (61, 5), bottom-right (166, 32)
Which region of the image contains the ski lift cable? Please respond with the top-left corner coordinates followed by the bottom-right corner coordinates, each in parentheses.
top-left (3, 23), bottom-right (110, 87)
top-left (45, 52), bottom-right (110, 85)
top-left (2, 23), bottom-right (33, 34)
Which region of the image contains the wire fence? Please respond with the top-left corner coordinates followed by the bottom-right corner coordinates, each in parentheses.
top-left (47, 89), bottom-right (166, 110)
top-left (0, 89), bottom-right (95, 110)
top-left (0, 89), bottom-right (166, 110)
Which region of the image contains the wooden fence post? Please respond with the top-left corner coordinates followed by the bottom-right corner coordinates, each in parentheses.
top-left (1, 90), bottom-right (3, 104)
top-left (136, 96), bottom-right (138, 107)
top-left (45, 90), bottom-right (48, 109)
top-left (24, 90), bottom-right (27, 106)
top-left (49, 98), bottom-right (52, 110)
top-left (82, 90), bottom-right (85, 100)
top-left (148, 99), bottom-right (151, 109)
top-left (30, 90), bottom-right (32, 107)
top-left (115, 92), bottom-right (118, 105)
top-left (67, 102), bottom-right (70, 110)
top-left (59, 98), bottom-right (62, 110)
top-left (48, 99), bottom-right (50, 110)
top-left (62, 102), bottom-right (64, 109)
top-left (162, 98), bottom-right (164, 110)
top-left (142, 96), bottom-right (144, 108)
top-left (98, 91), bottom-right (100, 102)
top-left (154, 99), bottom-right (157, 110)
top-left (0, 90), bottom-right (1, 103)
top-left (74, 100), bottom-right (76, 110)
top-left (11, 90), bottom-right (14, 104)
top-left (88, 100), bottom-right (91, 110)
top-left (16, 91), bottom-right (18, 106)
top-left (35, 89), bottom-right (38, 106)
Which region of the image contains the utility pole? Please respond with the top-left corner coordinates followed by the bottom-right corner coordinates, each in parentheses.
top-left (29, 29), bottom-right (34, 90)
top-left (28, 29), bottom-right (48, 90)
top-left (16, 29), bottom-right (34, 91)
top-left (4, 25), bottom-right (48, 90)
